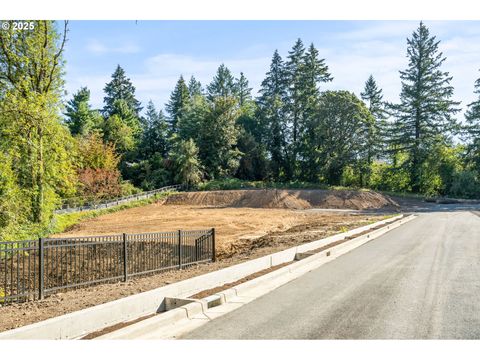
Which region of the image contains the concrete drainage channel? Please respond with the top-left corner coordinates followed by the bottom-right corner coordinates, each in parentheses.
top-left (0, 214), bottom-right (416, 340)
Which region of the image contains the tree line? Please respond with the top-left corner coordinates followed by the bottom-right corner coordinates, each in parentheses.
top-left (1, 21), bottom-right (480, 241)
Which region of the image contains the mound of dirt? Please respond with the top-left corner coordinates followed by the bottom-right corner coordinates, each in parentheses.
top-left (164, 189), bottom-right (398, 210)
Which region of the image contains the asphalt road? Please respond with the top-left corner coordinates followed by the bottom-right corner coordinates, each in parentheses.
top-left (182, 210), bottom-right (480, 339)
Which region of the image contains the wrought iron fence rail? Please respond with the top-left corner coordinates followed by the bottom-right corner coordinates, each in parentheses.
top-left (0, 228), bottom-right (215, 305)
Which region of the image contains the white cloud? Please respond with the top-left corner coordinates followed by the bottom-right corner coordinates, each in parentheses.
top-left (85, 39), bottom-right (141, 55)
top-left (68, 22), bottom-right (480, 121)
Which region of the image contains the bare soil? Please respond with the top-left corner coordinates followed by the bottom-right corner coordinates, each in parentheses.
top-left (0, 189), bottom-right (394, 332)
top-left (165, 189), bottom-right (399, 210)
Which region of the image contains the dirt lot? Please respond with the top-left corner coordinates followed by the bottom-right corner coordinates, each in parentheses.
top-left (0, 189), bottom-right (396, 332)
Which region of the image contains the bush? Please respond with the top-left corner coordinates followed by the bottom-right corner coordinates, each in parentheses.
top-left (449, 170), bottom-right (480, 199)
top-left (369, 161), bottom-right (411, 193)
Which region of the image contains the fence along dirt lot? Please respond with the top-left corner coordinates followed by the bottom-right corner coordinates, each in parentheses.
top-left (55, 189), bottom-right (398, 258)
top-left (0, 189), bottom-right (396, 332)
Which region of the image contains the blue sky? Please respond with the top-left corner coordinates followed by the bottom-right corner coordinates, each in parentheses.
top-left (63, 21), bottom-right (480, 117)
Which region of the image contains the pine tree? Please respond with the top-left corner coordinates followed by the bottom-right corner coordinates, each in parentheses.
top-left (165, 75), bottom-right (190, 132)
top-left (103, 65), bottom-right (142, 117)
top-left (360, 75), bottom-right (388, 185)
top-left (197, 97), bottom-right (241, 179)
top-left (188, 76), bottom-right (203, 97)
top-left (285, 38), bottom-right (306, 173)
top-left (257, 50), bottom-right (289, 179)
top-left (139, 100), bottom-right (170, 159)
top-left (235, 72), bottom-right (252, 106)
top-left (171, 139), bottom-right (203, 189)
top-left (206, 64), bottom-right (236, 101)
top-left (64, 87), bottom-right (103, 136)
top-left (465, 71), bottom-right (480, 173)
top-left (390, 22), bottom-right (460, 192)
top-left (298, 43), bottom-right (333, 181)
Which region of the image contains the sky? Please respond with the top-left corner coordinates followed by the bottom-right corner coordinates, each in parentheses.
top-left (63, 20), bottom-right (480, 118)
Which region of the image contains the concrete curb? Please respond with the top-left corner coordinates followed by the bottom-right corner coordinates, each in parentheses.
top-left (0, 214), bottom-right (406, 339)
top-left (99, 215), bottom-right (416, 339)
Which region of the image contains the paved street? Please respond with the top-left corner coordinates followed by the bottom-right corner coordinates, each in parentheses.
top-left (182, 210), bottom-right (480, 339)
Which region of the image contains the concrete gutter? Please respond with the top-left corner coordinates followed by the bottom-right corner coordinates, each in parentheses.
top-left (99, 214), bottom-right (417, 339)
top-left (0, 214), bottom-right (408, 340)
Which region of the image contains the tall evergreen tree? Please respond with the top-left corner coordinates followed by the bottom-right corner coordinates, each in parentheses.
top-left (234, 72), bottom-right (252, 106)
top-left (390, 22), bottom-right (460, 192)
top-left (64, 87), bottom-right (103, 136)
top-left (257, 50), bottom-right (289, 179)
top-left (139, 100), bottom-right (169, 159)
top-left (464, 71), bottom-right (480, 173)
top-left (171, 139), bottom-right (203, 189)
top-left (166, 75), bottom-right (190, 133)
top-left (285, 38), bottom-right (306, 173)
top-left (298, 43), bottom-right (333, 180)
top-left (188, 76), bottom-right (203, 97)
top-left (360, 75), bottom-right (388, 185)
top-left (197, 97), bottom-right (241, 178)
top-left (103, 65), bottom-right (142, 117)
top-left (206, 64), bottom-right (236, 101)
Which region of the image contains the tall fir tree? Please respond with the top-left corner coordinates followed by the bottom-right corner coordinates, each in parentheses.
top-left (464, 71), bottom-right (480, 173)
top-left (206, 64), bottom-right (236, 101)
top-left (257, 50), bottom-right (289, 179)
top-left (165, 75), bottom-right (190, 132)
top-left (390, 22), bottom-right (460, 192)
top-left (139, 100), bottom-right (170, 159)
top-left (234, 72), bottom-right (252, 106)
top-left (103, 65), bottom-right (142, 117)
top-left (359, 75), bottom-right (388, 185)
top-left (284, 39), bottom-right (306, 177)
top-left (64, 87), bottom-right (103, 136)
top-left (188, 76), bottom-right (203, 97)
top-left (298, 43), bottom-right (333, 180)
top-left (197, 97), bottom-right (241, 179)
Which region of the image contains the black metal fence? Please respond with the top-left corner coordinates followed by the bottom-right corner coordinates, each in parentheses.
top-left (0, 228), bottom-right (215, 304)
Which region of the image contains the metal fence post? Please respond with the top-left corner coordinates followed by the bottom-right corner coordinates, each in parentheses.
top-left (123, 233), bottom-right (128, 282)
top-left (211, 228), bottom-right (216, 262)
top-left (38, 238), bottom-right (45, 300)
top-left (178, 230), bottom-right (182, 269)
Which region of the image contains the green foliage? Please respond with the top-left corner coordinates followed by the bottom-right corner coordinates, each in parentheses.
top-left (0, 20), bottom-right (76, 225)
top-left (464, 71), bottom-right (480, 173)
top-left (188, 76), bottom-right (203, 97)
top-left (369, 160), bottom-right (412, 193)
top-left (197, 96), bottom-right (242, 178)
top-left (0, 152), bottom-right (24, 241)
top-left (177, 93), bottom-right (209, 142)
top-left (235, 130), bottom-right (269, 181)
top-left (257, 50), bottom-right (289, 179)
top-left (206, 64), bottom-right (236, 101)
top-left (64, 87), bottom-right (103, 136)
top-left (449, 170), bottom-right (480, 199)
top-left (389, 22), bottom-right (461, 192)
top-left (234, 72), bottom-right (253, 106)
top-left (313, 91), bottom-right (375, 185)
top-left (139, 101), bottom-right (169, 159)
top-left (103, 65), bottom-right (142, 117)
top-left (171, 139), bottom-right (203, 188)
top-left (166, 76), bottom-right (190, 132)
